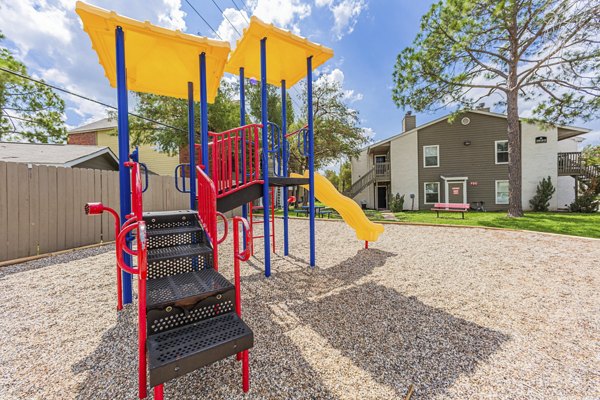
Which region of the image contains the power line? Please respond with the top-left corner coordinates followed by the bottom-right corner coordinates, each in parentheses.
top-left (230, 0), bottom-right (249, 24)
top-left (184, 0), bottom-right (223, 40)
top-left (0, 67), bottom-right (186, 133)
top-left (209, 0), bottom-right (242, 38)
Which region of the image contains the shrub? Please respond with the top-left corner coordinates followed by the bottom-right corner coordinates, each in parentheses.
top-left (390, 193), bottom-right (405, 212)
top-left (529, 176), bottom-right (555, 211)
top-left (569, 177), bottom-right (600, 213)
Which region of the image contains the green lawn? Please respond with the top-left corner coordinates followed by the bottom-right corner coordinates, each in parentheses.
top-left (270, 206), bottom-right (600, 239)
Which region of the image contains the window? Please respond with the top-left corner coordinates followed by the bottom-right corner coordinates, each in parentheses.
top-left (423, 145), bottom-right (439, 167)
top-left (495, 140), bottom-right (509, 164)
top-left (495, 180), bottom-right (509, 204)
top-left (424, 182), bottom-right (440, 204)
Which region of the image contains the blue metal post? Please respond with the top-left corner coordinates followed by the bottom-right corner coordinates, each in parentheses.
top-left (200, 53), bottom-right (209, 176)
top-left (115, 26), bottom-right (132, 303)
top-left (260, 38), bottom-right (271, 277)
top-left (307, 56), bottom-right (315, 267)
top-left (187, 81), bottom-right (196, 210)
top-left (240, 67), bottom-right (248, 248)
top-left (282, 79), bottom-right (289, 256)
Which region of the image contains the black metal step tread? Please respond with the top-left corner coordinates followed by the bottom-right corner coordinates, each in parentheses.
top-left (143, 210), bottom-right (197, 219)
top-left (147, 268), bottom-right (233, 309)
top-left (147, 312), bottom-right (253, 386)
top-left (269, 177), bottom-right (310, 186)
top-left (146, 225), bottom-right (203, 237)
top-left (147, 243), bottom-right (212, 262)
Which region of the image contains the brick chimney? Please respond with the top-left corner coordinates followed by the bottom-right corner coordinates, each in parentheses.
top-left (403, 111), bottom-right (416, 132)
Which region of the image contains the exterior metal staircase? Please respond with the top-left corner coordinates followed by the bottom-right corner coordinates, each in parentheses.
top-left (343, 166), bottom-right (375, 199)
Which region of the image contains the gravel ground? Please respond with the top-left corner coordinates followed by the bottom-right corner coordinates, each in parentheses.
top-left (0, 219), bottom-right (598, 400)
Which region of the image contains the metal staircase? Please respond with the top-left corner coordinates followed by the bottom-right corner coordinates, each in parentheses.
top-left (143, 210), bottom-right (253, 389)
top-left (343, 166), bottom-right (375, 199)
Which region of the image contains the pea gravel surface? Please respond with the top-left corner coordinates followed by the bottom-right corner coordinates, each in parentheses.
top-left (0, 219), bottom-right (598, 400)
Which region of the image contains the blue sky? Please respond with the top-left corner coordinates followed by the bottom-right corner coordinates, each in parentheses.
top-left (1, 0), bottom-right (598, 149)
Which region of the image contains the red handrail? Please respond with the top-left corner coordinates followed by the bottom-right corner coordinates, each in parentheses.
top-left (216, 212), bottom-right (229, 244)
top-left (284, 124), bottom-right (308, 138)
top-left (196, 165), bottom-right (219, 271)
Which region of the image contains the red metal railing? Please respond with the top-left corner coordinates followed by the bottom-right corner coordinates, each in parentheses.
top-left (197, 124), bottom-right (262, 197)
top-left (232, 216), bottom-right (251, 392)
top-left (196, 165), bottom-right (219, 270)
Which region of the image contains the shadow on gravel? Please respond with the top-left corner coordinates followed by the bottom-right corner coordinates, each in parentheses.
top-left (290, 282), bottom-right (510, 399)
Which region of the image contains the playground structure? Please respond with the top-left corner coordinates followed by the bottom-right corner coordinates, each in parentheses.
top-left (76, 2), bottom-right (383, 398)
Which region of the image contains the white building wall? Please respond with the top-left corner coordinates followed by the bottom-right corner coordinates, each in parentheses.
top-left (521, 123), bottom-right (559, 210)
top-left (390, 132), bottom-right (419, 210)
top-left (556, 138), bottom-right (579, 209)
top-left (350, 149), bottom-right (374, 208)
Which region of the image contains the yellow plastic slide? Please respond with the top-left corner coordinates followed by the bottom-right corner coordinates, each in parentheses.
top-left (290, 171), bottom-right (384, 242)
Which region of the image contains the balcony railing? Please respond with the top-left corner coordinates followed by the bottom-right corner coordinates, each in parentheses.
top-left (375, 161), bottom-right (390, 180)
top-left (558, 152), bottom-right (599, 179)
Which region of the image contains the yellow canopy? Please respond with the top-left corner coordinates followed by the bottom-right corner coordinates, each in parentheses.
top-left (75, 2), bottom-right (230, 103)
top-left (225, 17), bottom-right (334, 87)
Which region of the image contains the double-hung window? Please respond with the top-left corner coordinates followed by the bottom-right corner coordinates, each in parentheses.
top-left (495, 180), bottom-right (509, 204)
top-left (424, 182), bottom-right (440, 204)
top-left (423, 145), bottom-right (439, 167)
top-left (495, 140), bottom-right (509, 164)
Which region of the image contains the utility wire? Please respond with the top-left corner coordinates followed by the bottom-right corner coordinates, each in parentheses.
top-left (184, 0), bottom-right (223, 40)
top-left (230, 0), bottom-right (249, 23)
top-left (210, 0), bottom-right (242, 37)
top-left (0, 67), bottom-right (186, 133)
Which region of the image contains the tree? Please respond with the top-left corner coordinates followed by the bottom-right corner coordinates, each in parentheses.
top-left (324, 169), bottom-right (340, 190)
top-left (246, 81), bottom-right (295, 129)
top-left (392, 0), bottom-right (600, 217)
top-left (529, 176), bottom-right (555, 211)
top-left (581, 144), bottom-right (600, 167)
top-left (0, 33), bottom-right (66, 142)
top-left (124, 80), bottom-right (241, 155)
top-left (339, 161), bottom-right (352, 192)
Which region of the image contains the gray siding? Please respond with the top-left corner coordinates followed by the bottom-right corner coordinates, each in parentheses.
top-left (417, 112), bottom-right (510, 211)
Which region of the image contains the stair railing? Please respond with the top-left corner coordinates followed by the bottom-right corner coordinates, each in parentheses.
top-left (232, 216), bottom-right (251, 392)
top-left (343, 166), bottom-right (375, 198)
top-left (210, 124), bottom-right (262, 195)
top-left (267, 121), bottom-right (284, 176)
top-left (196, 165), bottom-right (219, 270)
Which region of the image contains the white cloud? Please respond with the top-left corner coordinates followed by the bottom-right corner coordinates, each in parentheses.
top-left (316, 0), bottom-right (366, 40)
top-left (215, 8), bottom-right (250, 46)
top-left (316, 68), bottom-right (363, 103)
top-left (315, 0), bottom-right (334, 7)
top-left (248, 0), bottom-right (311, 31)
top-left (362, 127), bottom-right (375, 142)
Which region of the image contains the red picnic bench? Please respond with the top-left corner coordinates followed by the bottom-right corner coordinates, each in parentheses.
top-left (431, 203), bottom-right (470, 219)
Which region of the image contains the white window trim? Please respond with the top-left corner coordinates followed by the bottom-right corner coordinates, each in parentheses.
top-left (443, 180), bottom-right (468, 204)
top-left (424, 182), bottom-right (440, 204)
top-left (423, 145), bottom-right (440, 168)
top-left (495, 180), bottom-right (509, 204)
top-left (495, 140), bottom-right (509, 165)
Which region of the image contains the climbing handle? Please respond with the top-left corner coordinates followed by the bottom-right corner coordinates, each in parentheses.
top-left (216, 212), bottom-right (228, 244)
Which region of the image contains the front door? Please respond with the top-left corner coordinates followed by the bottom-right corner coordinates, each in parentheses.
top-left (448, 181), bottom-right (465, 203)
top-left (377, 186), bottom-right (387, 209)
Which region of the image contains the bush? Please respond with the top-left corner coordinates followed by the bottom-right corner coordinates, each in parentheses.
top-left (569, 177), bottom-right (600, 213)
top-left (390, 193), bottom-right (405, 212)
top-left (529, 176), bottom-right (555, 211)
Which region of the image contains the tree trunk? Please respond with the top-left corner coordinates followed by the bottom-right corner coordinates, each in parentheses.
top-left (506, 86), bottom-right (523, 217)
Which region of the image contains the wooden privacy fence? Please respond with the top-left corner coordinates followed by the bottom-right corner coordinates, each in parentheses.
top-left (0, 161), bottom-right (189, 262)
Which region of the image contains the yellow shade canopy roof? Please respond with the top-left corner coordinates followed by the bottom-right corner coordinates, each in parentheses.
top-left (75, 2), bottom-right (230, 103)
top-left (225, 17), bottom-right (334, 88)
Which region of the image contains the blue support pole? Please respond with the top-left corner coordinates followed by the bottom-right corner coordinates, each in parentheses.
top-left (260, 38), bottom-right (271, 277)
top-left (187, 81), bottom-right (197, 210)
top-left (282, 79), bottom-right (289, 256)
top-left (200, 53), bottom-right (209, 176)
top-left (115, 26), bottom-right (132, 303)
top-left (307, 56), bottom-right (316, 267)
top-left (240, 67), bottom-right (248, 248)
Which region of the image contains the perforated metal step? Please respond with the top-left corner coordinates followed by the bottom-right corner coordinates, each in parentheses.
top-left (147, 268), bottom-right (234, 310)
top-left (143, 210), bottom-right (198, 230)
top-left (147, 243), bottom-right (212, 262)
top-left (147, 312), bottom-right (253, 386)
top-left (147, 225), bottom-right (203, 237)
top-left (146, 225), bottom-right (205, 250)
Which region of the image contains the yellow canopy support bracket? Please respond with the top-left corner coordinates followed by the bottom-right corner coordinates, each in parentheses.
top-left (75, 1), bottom-right (231, 103)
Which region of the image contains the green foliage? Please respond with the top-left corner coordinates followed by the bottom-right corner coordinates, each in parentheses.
top-left (246, 81), bottom-right (294, 129)
top-left (581, 145), bottom-right (600, 167)
top-left (324, 169), bottom-right (340, 190)
top-left (390, 193), bottom-right (405, 212)
top-left (529, 176), bottom-right (556, 212)
top-left (569, 177), bottom-right (600, 213)
top-left (0, 33), bottom-right (66, 142)
top-left (338, 161), bottom-right (352, 192)
top-left (124, 80), bottom-right (241, 155)
top-left (391, 0), bottom-right (599, 124)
